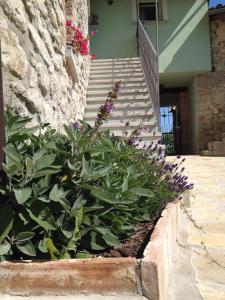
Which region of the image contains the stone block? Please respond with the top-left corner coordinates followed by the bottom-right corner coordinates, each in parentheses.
top-left (0, 258), bottom-right (141, 296)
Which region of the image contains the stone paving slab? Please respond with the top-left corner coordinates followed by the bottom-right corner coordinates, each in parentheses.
top-left (176, 156), bottom-right (225, 300)
top-left (0, 296), bottom-right (147, 300)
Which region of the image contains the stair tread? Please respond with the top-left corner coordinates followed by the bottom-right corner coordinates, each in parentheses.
top-left (84, 58), bottom-right (161, 149)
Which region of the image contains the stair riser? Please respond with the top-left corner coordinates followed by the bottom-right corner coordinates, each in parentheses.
top-left (86, 102), bottom-right (152, 112)
top-left (91, 65), bottom-right (142, 71)
top-left (88, 83), bottom-right (147, 90)
top-left (87, 95), bottom-right (150, 102)
top-left (86, 108), bottom-right (153, 118)
top-left (90, 73), bottom-right (144, 79)
top-left (89, 78), bottom-right (146, 84)
top-left (85, 116), bottom-right (154, 123)
top-left (88, 89), bottom-right (148, 95)
top-left (90, 69), bottom-right (143, 75)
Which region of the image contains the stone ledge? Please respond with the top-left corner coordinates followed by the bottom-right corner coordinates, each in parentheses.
top-left (0, 258), bottom-right (141, 296)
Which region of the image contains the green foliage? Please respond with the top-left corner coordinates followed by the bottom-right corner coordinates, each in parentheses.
top-left (0, 108), bottom-right (176, 260)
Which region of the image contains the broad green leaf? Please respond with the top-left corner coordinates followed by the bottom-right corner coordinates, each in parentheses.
top-left (38, 237), bottom-right (48, 253)
top-left (0, 242), bottom-right (11, 256)
top-left (27, 202), bottom-right (56, 231)
top-left (14, 187), bottom-right (32, 204)
top-left (49, 185), bottom-right (70, 211)
top-left (130, 187), bottom-right (154, 198)
top-left (0, 204), bottom-right (14, 242)
top-left (90, 231), bottom-right (106, 251)
top-left (16, 240), bottom-right (36, 257)
top-left (102, 232), bottom-right (121, 248)
top-left (4, 144), bottom-right (23, 169)
top-left (87, 186), bottom-right (116, 204)
top-left (16, 231), bottom-right (35, 242)
top-left (35, 154), bottom-right (56, 170)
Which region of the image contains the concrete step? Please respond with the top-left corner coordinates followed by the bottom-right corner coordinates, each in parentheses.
top-left (91, 64), bottom-right (142, 71)
top-left (88, 83), bottom-right (147, 91)
top-left (90, 68), bottom-right (143, 75)
top-left (92, 57), bottom-right (140, 64)
top-left (85, 108), bottom-right (154, 119)
top-left (87, 94), bottom-right (150, 102)
top-left (88, 77), bottom-right (146, 84)
top-left (86, 104), bottom-right (153, 113)
top-left (90, 73), bottom-right (144, 79)
top-left (85, 114), bottom-right (154, 124)
top-left (85, 121), bottom-right (157, 132)
top-left (87, 88), bottom-right (149, 96)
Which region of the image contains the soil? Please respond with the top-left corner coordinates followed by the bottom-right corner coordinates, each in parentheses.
top-left (104, 219), bottom-right (158, 259)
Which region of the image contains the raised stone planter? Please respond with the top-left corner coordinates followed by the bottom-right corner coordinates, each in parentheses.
top-left (0, 196), bottom-right (188, 299)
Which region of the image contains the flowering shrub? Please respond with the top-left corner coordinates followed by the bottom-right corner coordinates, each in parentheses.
top-left (66, 21), bottom-right (96, 59)
top-left (0, 83), bottom-right (192, 261)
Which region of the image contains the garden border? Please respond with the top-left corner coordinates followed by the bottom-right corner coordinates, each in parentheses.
top-left (0, 194), bottom-right (189, 299)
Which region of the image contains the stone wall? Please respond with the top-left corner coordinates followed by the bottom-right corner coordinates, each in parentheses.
top-left (210, 13), bottom-right (225, 72)
top-left (0, 0), bottom-right (90, 129)
top-left (194, 11), bottom-right (225, 152)
top-left (194, 73), bottom-right (225, 152)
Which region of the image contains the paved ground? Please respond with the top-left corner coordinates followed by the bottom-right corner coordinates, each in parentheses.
top-left (0, 295), bottom-right (147, 300)
top-left (172, 156), bottom-right (225, 300)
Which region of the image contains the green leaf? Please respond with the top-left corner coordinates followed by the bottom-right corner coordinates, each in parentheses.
top-left (38, 237), bottom-right (48, 254)
top-left (47, 238), bottom-right (58, 260)
top-left (130, 187), bottom-right (154, 197)
top-left (4, 144), bottom-right (23, 169)
top-left (0, 242), bottom-right (11, 256)
top-left (67, 208), bottom-right (83, 251)
top-left (35, 154), bottom-right (56, 170)
top-left (0, 204), bottom-right (14, 242)
top-left (14, 187), bottom-right (32, 204)
top-left (16, 240), bottom-right (36, 257)
top-left (90, 231), bottom-right (106, 251)
top-left (87, 186), bottom-right (116, 204)
top-left (27, 202), bottom-right (57, 231)
top-left (102, 232), bottom-right (121, 248)
top-left (76, 252), bottom-right (92, 259)
top-left (16, 231), bottom-right (35, 242)
top-left (49, 185), bottom-right (70, 211)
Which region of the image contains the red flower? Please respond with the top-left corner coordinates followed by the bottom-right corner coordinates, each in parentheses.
top-left (91, 54), bottom-right (96, 60)
top-left (66, 21), bottom-right (72, 27)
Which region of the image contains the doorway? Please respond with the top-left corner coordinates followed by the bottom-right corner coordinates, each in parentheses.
top-left (160, 88), bottom-right (191, 155)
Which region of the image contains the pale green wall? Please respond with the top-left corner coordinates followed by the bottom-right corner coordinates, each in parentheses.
top-left (90, 0), bottom-right (211, 79)
top-left (90, 0), bottom-right (137, 58)
top-left (145, 0), bottom-right (211, 75)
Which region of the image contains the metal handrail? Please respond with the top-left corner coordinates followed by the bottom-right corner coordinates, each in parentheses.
top-left (0, 40), bottom-right (5, 165)
top-left (137, 19), bottom-right (160, 126)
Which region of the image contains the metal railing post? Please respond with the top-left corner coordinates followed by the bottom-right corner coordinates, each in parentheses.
top-left (137, 19), bottom-right (160, 126)
top-left (0, 40), bottom-right (6, 165)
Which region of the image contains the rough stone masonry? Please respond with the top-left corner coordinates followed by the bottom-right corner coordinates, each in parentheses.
top-left (0, 0), bottom-right (90, 128)
top-left (194, 11), bottom-right (225, 152)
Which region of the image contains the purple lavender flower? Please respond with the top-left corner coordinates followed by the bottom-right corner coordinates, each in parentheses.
top-left (74, 121), bottom-right (82, 130)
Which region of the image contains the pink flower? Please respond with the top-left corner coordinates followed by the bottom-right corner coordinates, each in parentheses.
top-left (91, 54), bottom-right (96, 60)
top-left (90, 31), bottom-right (96, 36)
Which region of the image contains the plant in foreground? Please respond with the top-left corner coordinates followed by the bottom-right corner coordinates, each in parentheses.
top-left (0, 82), bottom-right (192, 261)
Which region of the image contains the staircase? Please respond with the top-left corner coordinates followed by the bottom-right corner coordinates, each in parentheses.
top-left (84, 57), bottom-right (161, 148)
top-left (201, 132), bottom-right (225, 156)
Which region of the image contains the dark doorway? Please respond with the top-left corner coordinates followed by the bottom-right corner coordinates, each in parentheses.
top-left (160, 87), bottom-right (191, 155)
